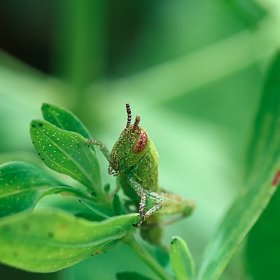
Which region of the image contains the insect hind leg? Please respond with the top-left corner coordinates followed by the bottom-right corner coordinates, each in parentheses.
top-left (159, 192), bottom-right (195, 216)
top-left (129, 175), bottom-right (165, 227)
top-left (132, 196), bottom-right (164, 227)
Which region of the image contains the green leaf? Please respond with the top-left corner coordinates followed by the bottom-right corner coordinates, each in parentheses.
top-left (246, 51), bottom-right (280, 280)
top-left (78, 199), bottom-right (110, 219)
top-left (113, 193), bottom-right (124, 215)
top-left (0, 161), bottom-right (89, 218)
top-left (116, 272), bottom-right (154, 280)
top-left (103, 182), bottom-right (110, 193)
top-left (197, 52), bottom-right (280, 279)
top-left (41, 103), bottom-right (95, 152)
top-left (170, 236), bottom-right (195, 280)
top-left (30, 120), bottom-right (103, 199)
top-left (246, 183), bottom-right (280, 280)
top-left (0, 209), bottom-right (138, 272)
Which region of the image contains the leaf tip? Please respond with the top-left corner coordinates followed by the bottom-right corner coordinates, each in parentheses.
top-left (41, 102), bottom-right (50, 110)
top-left (170, 236), bottom-right (178, 245)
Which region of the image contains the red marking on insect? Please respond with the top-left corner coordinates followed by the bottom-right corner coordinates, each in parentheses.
top-left (134, 130), bottom-right (148, 153)
top-left (272, 170), bottom-right (280, 186)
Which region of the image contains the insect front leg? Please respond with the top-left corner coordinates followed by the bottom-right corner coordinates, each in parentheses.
top-left (128, 176), bottom-right (165, 227)
top-left (87, 139), bottom-right (120, 196)
top-left (87, 139), bottom-right (110, 161)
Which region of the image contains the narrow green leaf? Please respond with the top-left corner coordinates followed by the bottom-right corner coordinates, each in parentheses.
top-left (30, 120), bottom-right (103, 198)
top-left (41, 103), bottom-right (95, 152)
top-left (0, 161), bottom-right (89, 218)
top-left (113, 193), bottom-right (124, 215)
top-left (78, 199), bottom-right (110, 218)
top-left (170, 236), bottom-right (195, 280)
top-left (103, 182), bottom-right (110, 193)
top-left (116, 272), bottom-right (154, 280)
top-left (246, 183), bottom-right (280, 280)
top-left (0, 209), bottom-right (138, 272)
top-left (246, 51), bottom-right (280, 279)
top-left (245, 53), bottom-right (280, 181)
top-left (197, 52), bottom-right (280, 280)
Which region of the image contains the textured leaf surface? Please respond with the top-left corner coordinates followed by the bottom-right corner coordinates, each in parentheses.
top-left (170, 236), bottom-right (195, 280)
top-left (41, 103), bottom-right (95, 152)
top-left (197, 53), bottom-right (280, 279)
top-left (0, 209), bottom-right (138, 272)
top-left (30, 120), bottom-right (103, 199)
top-left (0, 161), bottom-right (89, 218)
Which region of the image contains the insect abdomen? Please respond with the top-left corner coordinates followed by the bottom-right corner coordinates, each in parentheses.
top-left (120, 140), bottom-right (159, 201)
top-left (119, 140), bottom-right (163, 244)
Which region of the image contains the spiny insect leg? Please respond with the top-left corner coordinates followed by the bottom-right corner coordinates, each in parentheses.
top-left (140, 193), bottom-right (196, 229)
top-left (133, 202), bottom-right (164, 228)
top-left (132, 193), bottom-right (146, 227)
top-left (129, 176), bottom-right (165, 228)
top-left (144, 203), bottom-right (164, 220)
top-left (139, 193), bottom-right (147, 220)
top-left (87, 139), bottom-right (110, 161)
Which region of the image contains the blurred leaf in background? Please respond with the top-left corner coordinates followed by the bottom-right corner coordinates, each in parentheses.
top-left (246, 51), bottom-right (280, 280)
top-left (1, 0), bottom-right (280, 279)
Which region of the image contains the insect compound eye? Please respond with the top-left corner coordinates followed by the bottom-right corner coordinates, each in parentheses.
top-left (133, 130), bottom-right (148, 153)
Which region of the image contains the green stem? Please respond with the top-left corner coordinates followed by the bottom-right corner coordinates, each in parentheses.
top-left (52, 0), bottom-right (106, 112)
top-left (126, 236), bottom-right (173, 280)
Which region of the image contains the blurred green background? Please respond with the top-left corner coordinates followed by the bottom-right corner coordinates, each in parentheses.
top-left (1, 0), bottom-right (280, 279)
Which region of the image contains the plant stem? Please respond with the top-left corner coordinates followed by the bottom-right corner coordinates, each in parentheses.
top-left (52, 0), bottom-right (106, 107)
top-left (126, 236), bottom-right (173, 280)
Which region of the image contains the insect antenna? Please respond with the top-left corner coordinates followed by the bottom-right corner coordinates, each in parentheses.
top-left (125, 103), bottom-right (132, 131)
top-left (129, 115), bottom-right (140, 141)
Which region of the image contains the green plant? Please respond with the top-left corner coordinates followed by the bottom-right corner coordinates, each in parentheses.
top-left (87, 103), bottom-right (195, 243)
top-left (0, 52), bottom-right (279, 279)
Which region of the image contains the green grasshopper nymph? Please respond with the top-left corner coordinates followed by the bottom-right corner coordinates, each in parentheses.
top-left (88, 104), bottom-right (195, 244)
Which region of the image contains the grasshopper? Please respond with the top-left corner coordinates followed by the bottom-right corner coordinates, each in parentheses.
top-left (88, 104), bottom-right (195, 244)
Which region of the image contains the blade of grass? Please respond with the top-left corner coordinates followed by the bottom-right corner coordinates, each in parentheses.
top-left (196, 52), bottom-right (280, 280)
